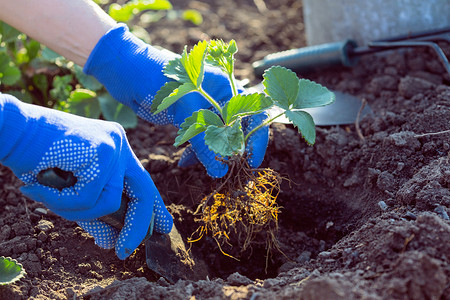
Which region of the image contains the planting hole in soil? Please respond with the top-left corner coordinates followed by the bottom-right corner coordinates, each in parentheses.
top-left (1, 0), bottom-right (449, 299)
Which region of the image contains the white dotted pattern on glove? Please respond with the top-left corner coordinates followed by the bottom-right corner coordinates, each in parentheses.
top-left (153, 195), bottom-right (172, 233)
top-left (136, 94), bottom-right (174, 125)
top-left (77, 182), bottom-right (172, 252)
top-left (77, 219), bottom-right (119, 249)
top-left (242, 117), bottom-right (255, 166)
top-left (20, 139), bottom-right (99, 195)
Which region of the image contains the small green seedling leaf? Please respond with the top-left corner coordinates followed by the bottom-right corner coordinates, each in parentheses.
top-left (0, 256), bottom-right (26, 285)
top-left (151, 81), bottom-right (182, 113)
top-left (164, 58), bottom-right (191, 83)
top-left (180, 41), bottom-right (208, 88)
top-left (174, 109), bottom-right (223, 146)
top-left (205, 121), bottom-right (244, 157)
top-left (262, 66), bottom-right (299, 110)
top-left (293, 79), bottom-right (335, 109)
top-left (153, 82), bottom-right (196, 114)
top-left (285, 110), bottom-right (316, 145)
top-left (223, 93), bottom-right (273, 124)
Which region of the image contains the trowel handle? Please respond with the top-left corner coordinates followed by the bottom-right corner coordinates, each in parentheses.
top-left (252, 40), bottom-right (359, 76)
top-left (99, 194), bottom-right (155, 241)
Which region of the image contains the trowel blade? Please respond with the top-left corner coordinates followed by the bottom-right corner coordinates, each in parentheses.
top-left (249, 83), bottom-right (373, 126)
top-left (145, 225), bottom-right (209, 283)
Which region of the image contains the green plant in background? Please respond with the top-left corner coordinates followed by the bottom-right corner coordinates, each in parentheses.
top-left (0, 257), bottom-right (26, 285)
top-left (0, 0), bottom-right (203, 129)
top-left (107, 0), bottom-right (203, 30)
top-left (108, 0), bottom-right (173, 22)
top-left (0, 21), bottom-right (137, 128)
top-left (152, 40), bottom-right (335, 157)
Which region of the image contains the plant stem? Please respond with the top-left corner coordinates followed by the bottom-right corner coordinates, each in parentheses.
top-left (228, 72), bottom-right (239, 97)
top-left (244, 111), bottom-right (285, 143)
top-left (225, 57), bottom-right (239, 97)
top-left (199, 87), bottom-right (223, 115)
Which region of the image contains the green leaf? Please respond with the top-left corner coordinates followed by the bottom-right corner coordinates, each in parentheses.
top-left (223, 93), bottom-right (273, 124)
top-left (8, 89), bottom-right (34, 104)
top-left (25, 40), bottom-right (41, 61)
top-left (262, 66), bottom-right (299, 110)
top-left (41, 47), bottom-right (62, 62)
top-left (108, 0), bottom-right (172, 22)
top-left (92, 0), bottom-right (110, 4)
top-left (182, 9), bottom-right (203, 25)
top-left (133, 0), bottom-right (172, 11)
top-left (73, 65), bottom-right (103, 91)
top-left (98, 93), bottom-right (138, 129)
top-left (0, 52), bottom-right (21, 86)
top-left (0, 22), bottom-right (22, 43)
top-left (164, 58), bottom-right (191, 83)
top-left (66, 89), bottom-right (101, 119)
top-left (205, 121), bottom-right (244, 157)
top-left (293, 79), bottom-right (335, 109)
top-left (0, 256), bottom-right (26, 285)
top-left (108, 3), bottom-right (133, 22)
top-left (285, 110), bottom-right (316, 145)
top-left (153, 82), bottom-right (196, 114)
top-left (15, 48), bottom-right (28, 64)
top-left (180, 41), bottom-right (207, 88)
top-left (151, 81), bottom-right (182, 114)
top-left (174, 109), bottom-right (223, 146)
top-left (50, 75), bottom-right (73, 101)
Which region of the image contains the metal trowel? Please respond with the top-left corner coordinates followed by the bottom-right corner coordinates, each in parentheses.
top-left (37, 168), bottom-right (209, 283)
top-left (248, 82), bottom-right (373, 126)
top-left (99, 194), bottom-right (209, 283)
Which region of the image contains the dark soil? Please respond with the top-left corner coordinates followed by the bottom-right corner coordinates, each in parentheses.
top-left (1, 0), bottom-right (449, 299)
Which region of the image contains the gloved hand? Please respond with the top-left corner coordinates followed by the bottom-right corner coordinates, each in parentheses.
top-left (84, 24), bottom-right (269, 178)
top-left (0, 93), bottom-right (173, 259)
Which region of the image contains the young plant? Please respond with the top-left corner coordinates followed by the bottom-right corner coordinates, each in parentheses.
top-left (152, 39), bottom-right (334, 260)
top-left (0, 256), bottom-right (26, 285)
top-left (152, 39), bottom-right (335, 160)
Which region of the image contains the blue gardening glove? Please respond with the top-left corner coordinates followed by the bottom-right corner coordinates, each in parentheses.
top-left (84, 24), bottom-right (269, 177)
top-left (0, 94), bottom-right (173, 259)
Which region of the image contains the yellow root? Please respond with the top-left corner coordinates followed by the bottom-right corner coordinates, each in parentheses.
top-left (188, 167), bottom-right (282, 262)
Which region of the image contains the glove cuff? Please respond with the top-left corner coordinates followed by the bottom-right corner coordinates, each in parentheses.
top-left (83, 24), bottom-right (170, 112)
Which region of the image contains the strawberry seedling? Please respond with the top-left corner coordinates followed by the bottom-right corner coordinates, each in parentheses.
top-left (152, 39), bottom-right (335, 260)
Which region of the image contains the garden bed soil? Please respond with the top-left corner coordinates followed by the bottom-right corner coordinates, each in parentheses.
top-left (1, 0), bottom-right (449, 299)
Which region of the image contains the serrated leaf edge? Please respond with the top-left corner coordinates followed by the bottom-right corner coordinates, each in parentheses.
top-left (0, 256), bottom-right (26, 285)
top-left (285, 110), bottom-right (316, 146)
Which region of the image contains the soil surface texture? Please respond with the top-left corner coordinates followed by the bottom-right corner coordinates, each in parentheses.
top-left (1, 0), bottom-right (449, 299)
